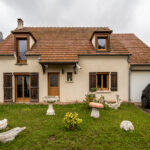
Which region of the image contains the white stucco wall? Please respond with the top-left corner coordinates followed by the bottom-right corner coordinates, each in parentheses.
top-left (0, 55), bottom-right (129, 103)
top-left (91, 35), bottom-right (96, 47)
top-left (29, 35), bottom-right (35, 48)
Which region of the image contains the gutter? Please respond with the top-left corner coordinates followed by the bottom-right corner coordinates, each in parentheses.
top-left (0, 54), bottom-right (14, 56)
top-left (78, 54), bottom-right (131, 56)
top-left (26, 54), bottom-right (40, 56)
top-left (131, 64), bottom-right (150, 66)
top-left (39, 61), bottom-right (78, 65)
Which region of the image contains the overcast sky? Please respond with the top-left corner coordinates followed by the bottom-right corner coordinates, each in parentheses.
top-left (0, 0), bottom-right (150, 45)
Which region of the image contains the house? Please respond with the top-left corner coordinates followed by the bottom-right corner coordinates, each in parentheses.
top-left (0, 19), bottom-right (149, 103)
top-left (115, 34), bottom-right (150, 102)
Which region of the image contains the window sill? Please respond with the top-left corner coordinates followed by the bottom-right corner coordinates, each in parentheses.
top-left (96, 90), bottom-right (111, 93)
top-left (15, 63), bottom-right (28, 65)
top-left (66, 81), bottom-right (73, 83)
top-left (96, 49), bottom-right (108, 52)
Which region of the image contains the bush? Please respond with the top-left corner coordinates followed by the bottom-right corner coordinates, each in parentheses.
top-left (85, 93), bottom-right (96, 103)
top-left (90, 88), bottom-right (97, 92)
top-left (64, 112), bottom-right (82, 130)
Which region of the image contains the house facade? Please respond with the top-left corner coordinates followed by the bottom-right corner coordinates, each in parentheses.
top-left (0, 19), bottom-right (149, 103)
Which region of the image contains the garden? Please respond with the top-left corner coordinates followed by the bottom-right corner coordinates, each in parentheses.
top-left (0, 102), bottom-right (150, 149)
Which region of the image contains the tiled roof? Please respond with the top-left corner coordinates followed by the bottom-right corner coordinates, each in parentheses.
top-left (114, 34), bottom-right (150, 64)
top-left (1, 27), bottom-right (149, 64)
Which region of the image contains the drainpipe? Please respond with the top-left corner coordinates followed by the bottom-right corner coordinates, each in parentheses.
top-left (128, 55), bottom-right (131, 102)
top-left (129, 64), bottom-right (131, 102)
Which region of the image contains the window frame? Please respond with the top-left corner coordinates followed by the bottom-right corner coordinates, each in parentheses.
top-left (67, 72), bottom-right (73, 82)
top-left (16, 38), bottom-right (28, 64)
top-left (14, 34), bottom-right (29, 64)
top-left (95, 35), bottom-right (108, 51)
top-left (96, 72), bottom-right (109, 91)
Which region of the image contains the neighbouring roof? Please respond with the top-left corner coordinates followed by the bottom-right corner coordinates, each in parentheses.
top-left (0, 27), bottom-right (149, 64)
top-left (114, 34), bottom-right (150, 65)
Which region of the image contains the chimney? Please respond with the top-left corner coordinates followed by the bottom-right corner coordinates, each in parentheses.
top-left (0, 32), bottom-right (3, 42)
top-left (17, 18), bottom-right (24, 29)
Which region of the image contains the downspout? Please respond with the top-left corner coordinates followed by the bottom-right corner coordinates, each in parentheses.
top-left (129, 64), bottom-right (131, 102)
top-left (128, 55), bottom-right (131, 102)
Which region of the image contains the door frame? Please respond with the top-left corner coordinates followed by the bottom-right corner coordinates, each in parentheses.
top-left (14, 73), bottom-right (30, 102)
top-left (48, 72), bottom-right (60, 97)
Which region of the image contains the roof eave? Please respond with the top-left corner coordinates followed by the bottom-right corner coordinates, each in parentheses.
top-left (131, 63), bottom-right (150, 66)
top-left (0, 54), bottom-right (14, 56)
top-left (90, 30), bottom-right (113, 41)
top-left (11, 31), bottom-right (36, 42)
top-left (39, 61), bottom-right (78, 65)
top-left (79, 53), bottom-right (131, 56)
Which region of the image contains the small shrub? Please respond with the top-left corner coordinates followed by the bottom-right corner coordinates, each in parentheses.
top-left (97, 95), bottom-right (105, 103)
top-left (85, 93), bottom-right (96, 103)
top-left (64, 112), bottom-right (82, 130)
top-left (23, 108), bottom-right (31, 112)
top-left (90, 88), bottom-right (97, 92)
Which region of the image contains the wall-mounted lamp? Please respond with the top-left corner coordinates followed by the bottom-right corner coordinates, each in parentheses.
top-left (62, 68), bottom-right (64, 74)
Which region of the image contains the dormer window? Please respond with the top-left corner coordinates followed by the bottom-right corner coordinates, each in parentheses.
top-left (16, 38), bottom-right (27, 64)
top-left (98, 38), bottom-right (106, 49)
top-left (96, 36), bottom-right (108, 50)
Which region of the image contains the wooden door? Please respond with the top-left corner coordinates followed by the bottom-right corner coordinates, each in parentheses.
top-left (48, 73), bottom-right (60, 96)
top-left (15, 75), bottom-right (30, 102)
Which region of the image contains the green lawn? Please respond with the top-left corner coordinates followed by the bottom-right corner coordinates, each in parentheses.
top-left (0, 103), bottom-right (150, 150)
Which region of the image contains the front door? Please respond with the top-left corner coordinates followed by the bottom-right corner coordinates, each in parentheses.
top-left (48, 73), bottom-right (60, 96)
top-left (15, 75), bottom-right (30, 102)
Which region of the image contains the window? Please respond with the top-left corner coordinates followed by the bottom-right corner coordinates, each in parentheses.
top-left (67, 72), bottom-right (72, 82)
top-left (96, 73), bottom-right (109, 90)
top-left (50, 74), bottom-right (58, 87)
top-left (96, 36), bottom-right (108, 50)
top-left (89, 72), bottom-right (117, 92)
top-left (16, 38), bottom-right (27, 63)
top-left (98, 38), bottom-right (106, 49)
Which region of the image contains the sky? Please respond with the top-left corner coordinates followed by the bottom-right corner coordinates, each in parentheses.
top-left (0, 0), bottom-right (150, 45)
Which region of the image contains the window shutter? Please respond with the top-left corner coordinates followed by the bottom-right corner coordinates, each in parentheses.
top-left (3, 73), bottom-right (13, 103)
top-left (107, 35), bottom-right (110, 51)
top-left (89, 72), bottom-right (96, 91)
top-left (111, 72), bottom-right (118, 91)
top-left (30, 73), bottom-right (39, 102)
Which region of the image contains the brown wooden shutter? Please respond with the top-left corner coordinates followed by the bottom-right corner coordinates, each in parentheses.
top-left (30, 73), bottom-right (39, 102)
top-left (107, 35), bottom-right (110, 51)
top-left (4, 73), bottom-right (13, 103)
top-left (89, 72), bottom-right (96, 91)
top-left (111, 72), bottom-right (118, 91)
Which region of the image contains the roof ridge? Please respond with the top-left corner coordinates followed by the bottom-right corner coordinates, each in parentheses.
top-left (23, 26), bottom-right (110, 28)
top-left (113, 33), bottom-right (135, 35)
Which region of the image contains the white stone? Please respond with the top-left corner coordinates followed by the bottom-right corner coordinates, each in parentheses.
top-left (46, 104), bottom-right (55, 115)
top-left (120, 120), bottom-right (134, 131)
top-left (0, 127), bottom-right (26, 143)
top-left (0, 119), bottom-right (7, 130)
top-left (91, 108), bottom-right (100, 118)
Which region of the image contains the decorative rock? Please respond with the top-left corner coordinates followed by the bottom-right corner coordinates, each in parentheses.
top-left (105, 102), bottom-right (122, 109)
top-left (120, 120), bottom-right (134, 131)
top-left (0, 127), bottom-right (26, 143)
top-left (0, 119), bottom-right (7, 130)
top-left (89, 102), bottom-right (104, 118)
top-left (105, 95), bottom-right (123, 109)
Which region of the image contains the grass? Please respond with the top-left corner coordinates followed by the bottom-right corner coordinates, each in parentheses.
top-left (0, 103), bottom-right (150, 150)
